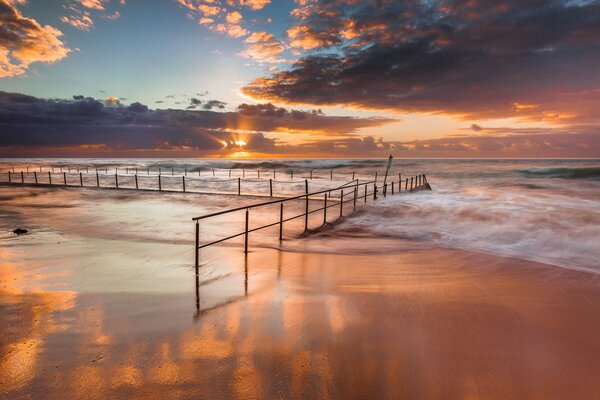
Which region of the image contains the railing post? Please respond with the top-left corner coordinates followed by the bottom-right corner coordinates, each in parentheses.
top-left (304, 180), bottom-right (309, 232)
top-left (353, 186), bottom-right (357, 212)
top-left (63, 172), bottom-right (67, 186)
top-left (135, 174), bottom-right (139, 189)
top-left (279, 203), bottom-right (284, 240)
top-left (399, 174), bottom-right (402, 192)
top-left (405, 178), bottom-right (408, 191)
top-left (244, 208), bottom-right (249, 254)
top-left (80, 172), bottom-right (83, 187)
top-left (424, 174), bottom-right (428, 184)
top-left (195, 220), bottom-right (199, 267)
top-left (373, 183), bottom-right (377, 200)
top-left (410, 177), bottom-right (414, 190)
top-left (323, 193), bottom-right (328, 224)
top-left (182, 176), bottom-right (186, 192)
top-left (115, 174), bottom-right (119, 189)
top-left (340, 189), bottom-right (344, 218)
top-left (238, 177), bottom-right (241, 195)
top-left (364, 184), bottom-right (368, 203)
top-left (269, 179), bottom-right (273, 197)
top-left (391, 181), bottom-right (394, 194)
top-left (158, 175), bottom-right (162, 191)
top-left (383, 183), bottom-right (387, 197)
top-left (34, 171), bottom-right (38, 184)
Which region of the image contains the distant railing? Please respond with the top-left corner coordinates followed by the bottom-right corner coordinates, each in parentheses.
top-left (192, 174), bottom-right (431, 266)
top-left (1, 166), bottom-right (426, 198)
top-left (1, 164), bottom-right (387, 182)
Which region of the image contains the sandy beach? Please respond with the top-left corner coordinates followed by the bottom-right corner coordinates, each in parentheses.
top-left (2, 184), bottom-right (600, 399)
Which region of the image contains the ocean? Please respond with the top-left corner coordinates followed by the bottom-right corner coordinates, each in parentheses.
top-left (1, 158), bottom-right (599, 273)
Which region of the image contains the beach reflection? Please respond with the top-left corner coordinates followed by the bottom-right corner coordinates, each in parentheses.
top-left (4, 244), bottom-right (600, 399)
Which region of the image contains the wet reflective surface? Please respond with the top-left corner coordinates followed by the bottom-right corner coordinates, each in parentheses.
top-left (2, 184), bottom-right (600, 399)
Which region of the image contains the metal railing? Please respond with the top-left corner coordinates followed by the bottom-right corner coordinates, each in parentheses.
top-left (192, 174), bottom-right (430, 266)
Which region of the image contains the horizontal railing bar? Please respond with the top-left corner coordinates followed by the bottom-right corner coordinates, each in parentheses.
top-left (192, 179), bottom-right (372, 221)
top-left (198, 231), bottom-right (247, 248)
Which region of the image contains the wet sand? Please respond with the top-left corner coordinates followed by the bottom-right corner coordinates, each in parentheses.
top-left (3, 236), bottom-right (600, 399)
top-left (2, 185), bottom-right (600, 399)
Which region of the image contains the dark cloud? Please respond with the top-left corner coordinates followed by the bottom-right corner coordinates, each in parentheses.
top-left (243, 0), bottom-right (600, 125)
top-left (202, 100), bottom-right (226, 110)
top-left (0, 91), bottom-right (394, 155)
top-left (186, 97), bottom-right (202, 109)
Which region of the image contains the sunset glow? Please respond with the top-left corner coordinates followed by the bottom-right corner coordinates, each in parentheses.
top-left (0, 0), bottom-right (597, 158)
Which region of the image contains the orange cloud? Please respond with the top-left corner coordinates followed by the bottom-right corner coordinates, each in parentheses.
top-left (0, 0), bottom-right (70, 78)
top-left (239, 0), bottom-right (270, 11)
top-left (226, 11), bottom-right (242, 24)
top-left (61, 12), bottom-right (94, 31)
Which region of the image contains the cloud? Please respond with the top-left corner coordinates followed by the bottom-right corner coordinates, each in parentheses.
top-left (239, 0), bottom-right (270, 11)
top-left (240, 31), bottom-right (284, 63)
top-left (61, 11), bottom-right (94, 31)
top-left (0, 0), bottom-right (70, 78)
top-left (202, 99), bottom-right (226, 110)
top-left (242, 0), bottom-right (600, 127)
top-left (0, 91), bottom-right (395, 156)
top-left (76, 0), bottom-right (109, 10)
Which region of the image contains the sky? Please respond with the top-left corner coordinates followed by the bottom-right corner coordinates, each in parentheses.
top-left (0, 0), bottom-right (599, 158)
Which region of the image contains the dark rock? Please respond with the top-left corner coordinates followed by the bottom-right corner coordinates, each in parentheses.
top-left (13, 228), bottom-right (28, 235)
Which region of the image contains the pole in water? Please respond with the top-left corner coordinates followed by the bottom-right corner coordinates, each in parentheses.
top-left (158, 175), bottom-right (162, 191)
top-left (115, 174), bottom-right (119, 189)
top-left (330, 170), bottom-right (333, 180)
top-left (171, 168), bottom-right (174, 176)
top-left (63, 172), bottom-right (67, 186)
top-left (353, 186), bottom-right (357, 212)
top-left (373, 183), bottom-right (377, 200)
top-left (244, 209), bottom-right (249, 254)
top-left (258, 170), bottom-right (260, 178)
top-left (279, 202), bottom-right (284, 240)
top-left (185, 168), bottom-right (187, 176)
top-left (213, 169), bottom-right (215, 177)
top-left (310, 170), bottom-right (313, 180)
top-left (323, 193), bottom-right (328, 224)
top-left (273, 169), bottom-right (276, 179)
top-left (182, 176), bottom-right (186, 192)
top-left (195, 221), bottom-right (199, 267)
top-left (340, 189), bottom-right (344, 218)
top-left (79, 172), bottom-right (83, 187)
top-left (405, 178), bottom-right (408, 191)
top-left (135, 174), bottom-right (139, 190)
top-left (96, 172), bottom-right (100, 187)
top-left (243, 170), bottom-right (245, 178)
top-left (8, 171), bottom-right (11, 183)
top-left (48, 172), bottom-right (52, 185)
top-left (39, 166), bottom-right (42, 172)
top-left (352, 172), bottom-right (355, 180)
top-left (304, 180), bottom-right (309, 232)
top-left (238, 177), bottom-right (241, 195)
top-left (269, 179), bottom-right (273, 197)
top-left (291, 170), bottom-right (294, 180)
top-left (34, 172), bottom-right (38, 184)
top-left (26, 166), bottom-right (29, 173)
top-left (229, 170), bottom-right (231, 178)
top-left (21, 171), bottom-right (24, 183)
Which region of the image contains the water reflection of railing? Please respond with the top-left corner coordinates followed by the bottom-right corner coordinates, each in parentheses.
top-left (192, 174), bottom-right (431, 266)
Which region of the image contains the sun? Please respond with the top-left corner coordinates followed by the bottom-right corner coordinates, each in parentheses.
top-left (234, 140), bottom-right (246, 147)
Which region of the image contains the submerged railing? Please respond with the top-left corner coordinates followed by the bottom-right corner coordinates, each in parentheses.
top-left (192, 174), bottom-right (431, 266)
